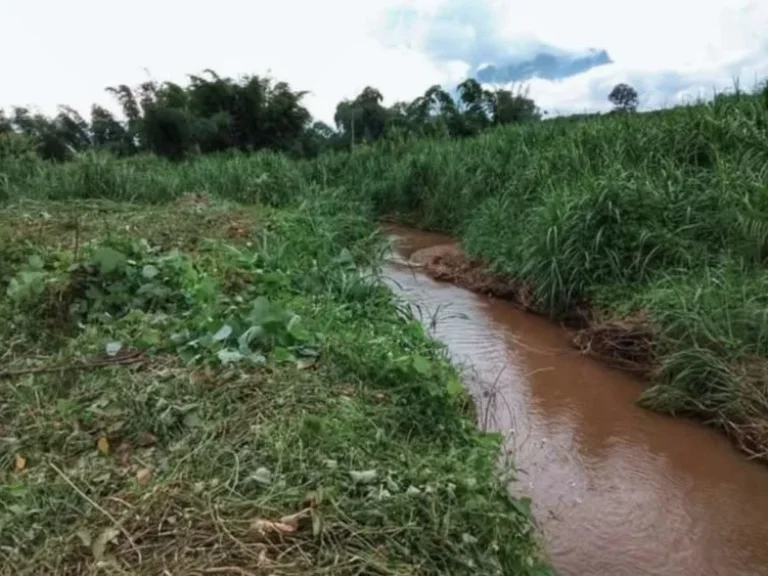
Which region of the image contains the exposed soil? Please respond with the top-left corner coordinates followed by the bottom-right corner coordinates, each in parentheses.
top-left (409, 243), bottom-right (656, 375)
top-left (413, 244), bottom-right (538, 308)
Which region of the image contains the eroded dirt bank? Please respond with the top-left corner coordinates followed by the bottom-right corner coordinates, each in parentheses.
top-left (412, 240), bottom-right (655, 371)
top-left (383, 224), bottom-right (768, 576)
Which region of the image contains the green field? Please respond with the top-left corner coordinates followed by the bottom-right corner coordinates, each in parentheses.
top-left (0, 198), bottom-right (548, 574)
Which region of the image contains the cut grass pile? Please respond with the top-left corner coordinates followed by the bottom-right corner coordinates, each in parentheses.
top-left (0, 199), bottom-right (549, 575)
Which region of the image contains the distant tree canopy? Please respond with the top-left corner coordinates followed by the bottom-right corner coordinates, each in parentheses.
top-left (609, 83), bottom-right (639, 112)
top-left (0, 70), bottom-right (543, 162)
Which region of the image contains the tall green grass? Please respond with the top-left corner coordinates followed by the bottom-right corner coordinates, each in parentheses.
top-left (3, 88), bottom-right (768, 456)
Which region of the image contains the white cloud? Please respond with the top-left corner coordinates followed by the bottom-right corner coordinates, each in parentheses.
top-left (381, 0), bottom-right (768, 114)
top-left (1, 0), bottom-right (767, 123)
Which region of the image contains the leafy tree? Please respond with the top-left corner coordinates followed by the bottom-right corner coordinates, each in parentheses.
top-left (10, 107), bottom-right (74, 161)
top-left (90, 105), bottom-right (136, 156)
top-left (608, 83), bottom-right (639, 112)
top-left (457, 79), bottom-right (491, 135)
top-left (488, 86), bottom-right (541, 125)
top-left (0, 110), bottom-right (13, 134)
top-left (0, 68), bottom-right (545, 162)
top-left (407, 85), bottom-right (457, 138)
top-left (335, 87), bottom-right (389, 147)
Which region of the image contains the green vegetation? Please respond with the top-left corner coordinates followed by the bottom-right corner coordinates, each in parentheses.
top-left (0, 72), bottom-right (540, 163)
top-left (5, 81), bottom-right (768, 462)
top-left (3, 64), bottom-right (768, 571)
top-left (0, 199), bottom-right (549, 574)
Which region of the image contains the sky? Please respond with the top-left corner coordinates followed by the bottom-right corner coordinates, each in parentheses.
top-left (1, 0), bottom-right (767, 123)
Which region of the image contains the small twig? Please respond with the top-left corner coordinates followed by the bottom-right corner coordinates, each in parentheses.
top-left (0, 352), bottom-right (145, 379)
top-left (203, 568), bottom-right (259, 576)
top-left (49, 462), bottom-right (142, 565)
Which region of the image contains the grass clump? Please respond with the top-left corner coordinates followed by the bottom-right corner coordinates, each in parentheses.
top-left (0, 201), bottom-right (549, 575)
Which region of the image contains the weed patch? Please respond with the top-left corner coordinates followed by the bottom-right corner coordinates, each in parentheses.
top-left (0, 201), bottom-right (549, 575)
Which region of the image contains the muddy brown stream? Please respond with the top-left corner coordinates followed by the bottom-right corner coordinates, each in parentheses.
top-left (383, 225), bottom-right (768, 576)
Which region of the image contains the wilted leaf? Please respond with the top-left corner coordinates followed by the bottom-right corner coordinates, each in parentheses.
top-left (349, 470), bottom-right (378, 484)
top-left (136, 468), bottom-right (153, 486)
top-left (97, 436), bottom-right (110, 455)
top-left (213, 324), bottom-right (233, 342)
top-left (183, 412), bottom-right (203, 428)
top-left (217, 348), bottom-right (244, 365)
top-left (137, 431), bottom-right (157, 446)
top-left (251, 508), bottom-right (312, 535)
top-left (250, 467), bottom-right (273, 486)
top-left (14, 455), bottom-right (25, 471)
top-left (105, 342), bottom-right (122, 357)
top-left (296, 357), bottom-right (316, 371)
top-left (75, 527), bottom-right (91, 547)
top-left (251, 518), bottom-right (297, 534)
top-left (92, 526), bottom-right (119, 561)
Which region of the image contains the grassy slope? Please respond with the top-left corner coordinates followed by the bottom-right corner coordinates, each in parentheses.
top-left (2, 90), bottom-right (768, 455)
top-left (0, 199), bottom-right (549, 575)
top-left (307, 92), bottom-right (768, 458)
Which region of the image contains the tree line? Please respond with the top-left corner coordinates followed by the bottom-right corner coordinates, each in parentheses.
top-left (0, 69), bottom-right (640, 162)
top-left (0, 70), bottom-right (547, 162)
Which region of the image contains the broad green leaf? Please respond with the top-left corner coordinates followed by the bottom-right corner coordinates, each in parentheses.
top-left (412, 355), bottom-right (431, 376)
top-left (27, 255), bottom-right (44, 270)
top-left (249, 296), bottom-right (272, 324)
top-left (509, 496), bottom-right (532, 517)
top-left (93, 246), bottom-right (127, 274)
top-left (138, 329), bottom-right (162, 348)
top-left (272, 347), bottom-right (294, 363)
top-left (287, 315), bottom-right (310, 342)
top-left (446, 377), bottom-right (464, 397)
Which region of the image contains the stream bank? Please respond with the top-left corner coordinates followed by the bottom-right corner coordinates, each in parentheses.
top-left (384, 224), bottom-right (768, 576)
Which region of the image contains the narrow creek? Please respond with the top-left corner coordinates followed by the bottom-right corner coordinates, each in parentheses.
top-left (382, 225), bottom-right (768, 576)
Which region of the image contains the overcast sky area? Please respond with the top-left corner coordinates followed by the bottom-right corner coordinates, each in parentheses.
top-left (2, 0), bottom-right (767, 123)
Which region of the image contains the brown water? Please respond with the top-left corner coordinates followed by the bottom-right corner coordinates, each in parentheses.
top-left (383, 225), bottom-right (768, 576)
